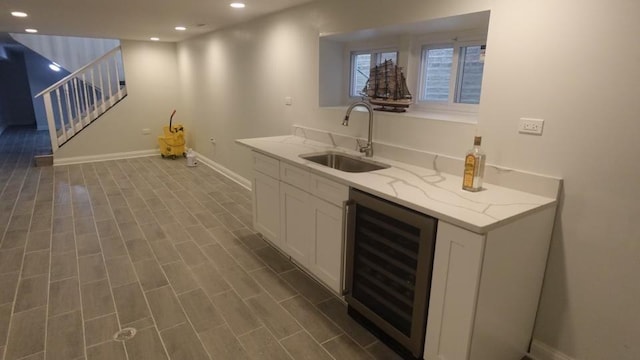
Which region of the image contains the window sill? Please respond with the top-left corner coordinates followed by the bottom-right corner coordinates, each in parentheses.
top-left (320, 105), bottom-right (478, 124)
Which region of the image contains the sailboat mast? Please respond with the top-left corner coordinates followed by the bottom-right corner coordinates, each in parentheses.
top-left (373, 62), bottom-right (378, 97)
top-left (384, 60), bottom-right (389, 99)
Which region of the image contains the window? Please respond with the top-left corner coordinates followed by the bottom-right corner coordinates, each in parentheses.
top-left (350, 50), bottom-right (398, 97)
top-left (419, 42), bottom-right (486, 108)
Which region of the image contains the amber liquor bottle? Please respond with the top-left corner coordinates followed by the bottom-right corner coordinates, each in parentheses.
top-left (462, 136), bottom-right (486, 192)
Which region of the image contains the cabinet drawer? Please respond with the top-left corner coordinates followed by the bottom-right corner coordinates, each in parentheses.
top-left (280, 162), bottom-right (310, 191)
top-left (252, 151), bottom-right (280, 178)
top-left (309, 174), bottom-right (348, 206)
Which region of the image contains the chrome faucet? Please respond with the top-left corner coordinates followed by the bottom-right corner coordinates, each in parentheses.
top-left (343, 101), bottom-right (374, 157)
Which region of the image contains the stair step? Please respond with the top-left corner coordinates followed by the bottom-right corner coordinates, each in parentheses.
top-left (34, 154), bottom-right (53, 167)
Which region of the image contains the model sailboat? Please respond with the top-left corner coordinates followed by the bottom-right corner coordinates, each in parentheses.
top-left (361, 59), bottom-right (412, 112)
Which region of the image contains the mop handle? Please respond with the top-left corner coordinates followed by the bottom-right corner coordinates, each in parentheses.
top-left (169, 110), bottom-right (177, 133)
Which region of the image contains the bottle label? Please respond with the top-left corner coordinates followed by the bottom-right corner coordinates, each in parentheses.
top-left (463, 154), bottom-right (476, 188)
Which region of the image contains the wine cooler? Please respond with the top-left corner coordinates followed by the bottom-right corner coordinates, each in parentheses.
top-left (345, 188), bottom-right (437, 359)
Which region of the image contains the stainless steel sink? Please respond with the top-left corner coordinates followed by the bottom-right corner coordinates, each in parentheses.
top-left (299, 151), bottom-right (390, 173)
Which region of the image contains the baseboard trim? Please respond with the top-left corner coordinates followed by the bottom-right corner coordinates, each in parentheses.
top-left (529, 340), bottom-right (575, 360)
top-left (194, 151), bottom-right (251, 191)
top-left (53, 149), bottom-right (157, 166)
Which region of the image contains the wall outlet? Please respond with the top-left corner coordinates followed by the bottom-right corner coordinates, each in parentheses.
top-left (141, 128), bottom-right (151, 135)
top-left (518, 118), bottom-right (544, 135)
top-left (284, 96), bottom-right (292, 106)
top-left (209, 137), bottom-right (216, 144)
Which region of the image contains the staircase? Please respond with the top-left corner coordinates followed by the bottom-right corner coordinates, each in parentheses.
top-left (36, 46), bottom-right (127, 152)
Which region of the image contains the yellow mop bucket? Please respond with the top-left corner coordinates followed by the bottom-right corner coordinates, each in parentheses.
top-left (158, 110), bottom-right (186, 159)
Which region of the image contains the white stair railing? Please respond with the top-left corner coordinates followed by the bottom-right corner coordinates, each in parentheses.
top-left (36, 46), bottom-right (127, 152)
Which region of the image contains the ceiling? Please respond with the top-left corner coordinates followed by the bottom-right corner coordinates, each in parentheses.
top-left (0, 0), bottom-right (315, 42)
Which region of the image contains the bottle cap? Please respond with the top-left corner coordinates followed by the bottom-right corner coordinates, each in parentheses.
top-left (474, 136), bottom-right (482, 146)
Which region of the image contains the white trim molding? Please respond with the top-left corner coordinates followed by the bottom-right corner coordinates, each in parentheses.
top-left (52, 149), bottom-right (252, 193)
top-left (53, 149), bottom-right (157, 166)
top-left (530, 339), bottom-right (576, 360)
top-left (194, 151), bottom-right (251, 191)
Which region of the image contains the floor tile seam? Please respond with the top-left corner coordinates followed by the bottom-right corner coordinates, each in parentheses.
top-left (314, 304), bottom-right (378, 350)
top-left (1, 168), bottom-right (45, 360)
top-left (96, 179), bottom-right (175, 360)
top-left (82, 311), bottom-right (117, 323)
top-left (208, 287), bottom-right (262, 343)
top-left (272, 330), bottom-right (300, 360)
top-left (139, 232), bottom-right (236, 360)
top-left (142, 158), bottom-right (230, 230)
top-left (198, 241), bottom-right (255, 285)
top-left (239, 284), bottom-right (307, 342)
top-left (92, 160), bottom-right (296, 358)
top-left (117, 161), bottom-right (174, 204)
top-left (0, 168), bottom-right (22, 213)
top-left (246, 265), bottom-right (270, 277)
top-left (235, 324), bottom-right (267, 339)
top-left (233, 262), bottom-right (270, 282)
top-left (154, 319), bottom-right (189, 334)
top-left (45, 305), bottom-right (85, 320)
top-left (363, 340), bottom-right (384, 352)
top-left (278, 328), bottom-right (306, 343)
top-left (270, 293), bottom-right (344, 360)
top-left (238, 324), bottom-right (299, 360)
top-left (76, 272), bottom-right (109, 286)
top-left (320, 333), bottom-right (343, 346)
top-left (0, 165), bottom-right (32, 248)
top-left (84, 337), bottom-right (117, 352)
top-left (164, 282), bottom-right (198, 297)
top-left (84, 169), bottom-right (147, 360)
top-left (280, 328), bottom-right (340, 360)
top-left (54, 169), bottom-right (90, 360)
top-left (278, 262), bottom-right (380, 352)
top-left (14, 350), bottom-right (45, 360)
top-left (72, 167), bottom-right (129, 359)
top-left (276, 293), bottom-right (301, 305)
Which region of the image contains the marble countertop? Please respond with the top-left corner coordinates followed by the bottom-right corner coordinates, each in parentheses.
top-left (236, 135), bottom-right (556, 234)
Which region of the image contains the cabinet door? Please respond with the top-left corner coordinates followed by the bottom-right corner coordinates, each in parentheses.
top-left (252, 171), bottom-right (280, 246)
top-left (309, 196), bottom-right (344, 294)
top-left (424, 221), bottom-right (485, 360)
top-left (280, 183), bottom-right (313, 265)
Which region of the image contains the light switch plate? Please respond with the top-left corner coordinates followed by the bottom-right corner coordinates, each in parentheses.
top-left (518, 118), bottom-right (544, 135)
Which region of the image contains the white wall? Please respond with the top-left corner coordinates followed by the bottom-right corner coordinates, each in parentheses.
top-left (55, 40), bottom-right (180, 159)
top-left (482, 2), bottom-right (640, 359)
top-left (176, 0), bottom-right (640, 359)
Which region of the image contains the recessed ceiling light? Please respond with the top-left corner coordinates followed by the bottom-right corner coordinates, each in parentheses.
top-left (25, 28), bottom-right (38, 33)
top-left (11, 11), bottom-right (28, 17)
top-left (49, 64), bottom-right (61, 72)
top-left (150, 37), bottom-right (160, 41)
top-left (230, 2), bottom-right (246, 8)
top-left (174, 26), bottom-right (187, 31)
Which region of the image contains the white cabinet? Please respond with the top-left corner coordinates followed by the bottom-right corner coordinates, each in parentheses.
top-left (251, 151), bottom-right (348, 294)
top-left (424, 206), bottom-right (557, 360)
top-left (280, 182), bottom-right (312, 265)
top-left (280, 182), bottom-right (346, 293)
top-left (252, 171), bottom-right (280, 246)
top-left (308, 196), bottom-right (344, 293)
top-left (252, 153), bottom-right (281, 247)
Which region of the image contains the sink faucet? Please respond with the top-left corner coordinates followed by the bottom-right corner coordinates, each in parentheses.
top-left (343, 101), bottom-right (374, 157)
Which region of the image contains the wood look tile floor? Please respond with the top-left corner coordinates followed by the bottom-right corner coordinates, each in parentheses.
top-left (0, 127), bottom-right (402, 360)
